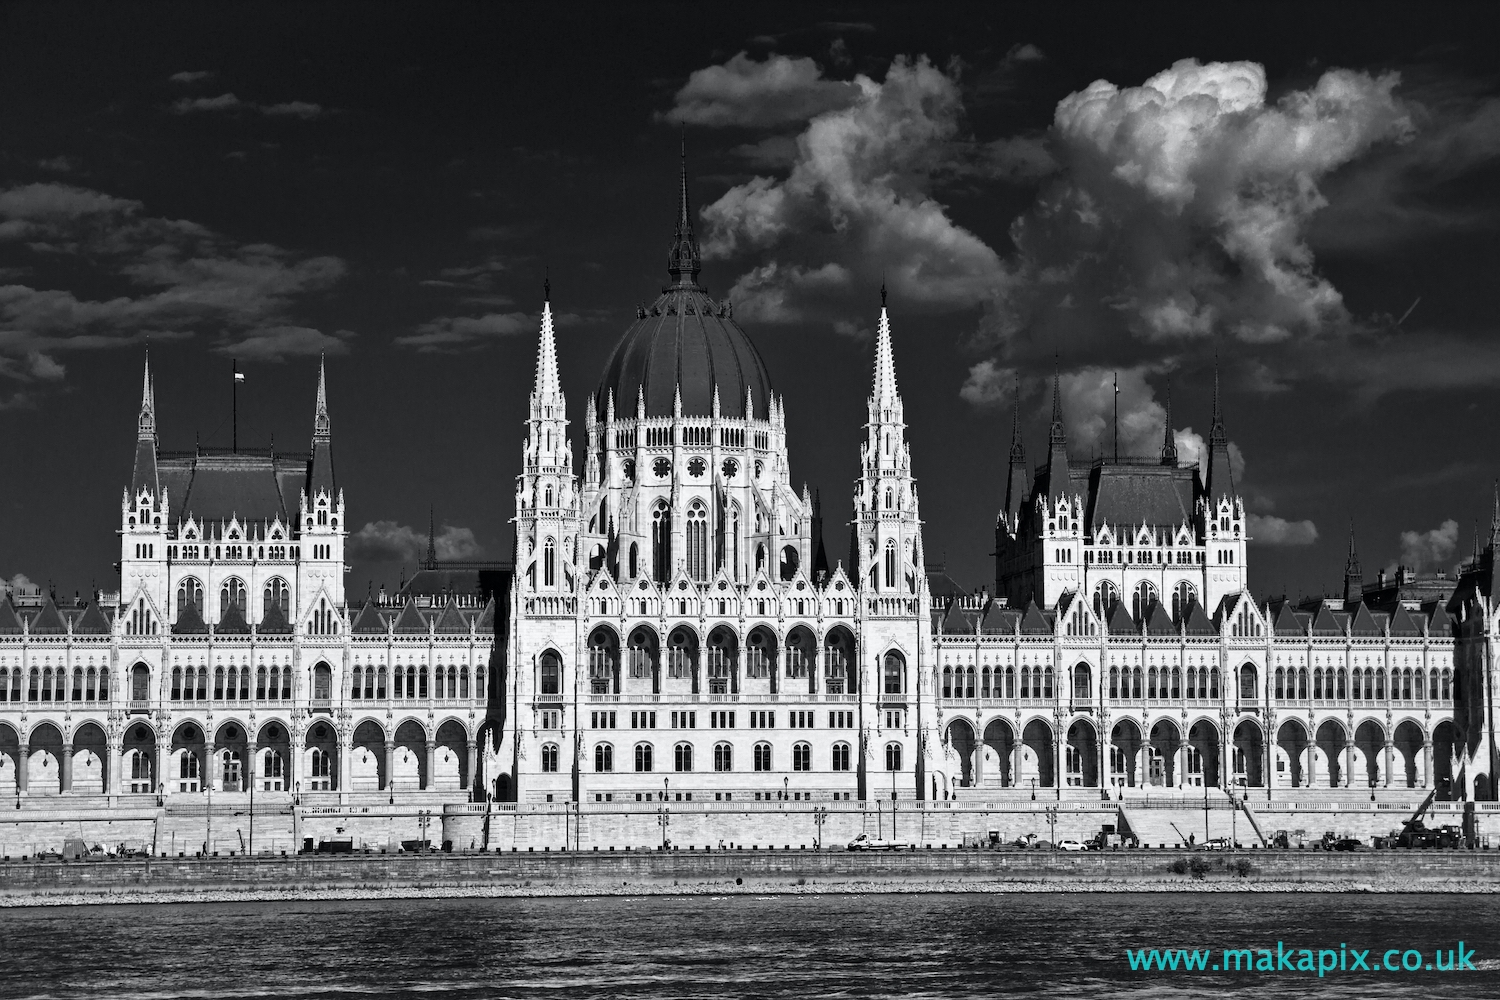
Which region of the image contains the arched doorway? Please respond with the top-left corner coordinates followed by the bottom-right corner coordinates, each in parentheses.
top-left (1187, 720), bottom-right (1220, 788)
top-left (982, 719), bottom-right (1015, 786)
top-left (1275, 720), bottom-right (1308, 787)
top-left (1314, 720), bottom-right (1346, 788)
top-left (946, 719), bottom-right (977, 787)
top-left (1021, 719), bottom-right (1053, 788)
top-left (1231, 720), bottom-right (1264, 788)
top-left (1110, 720), bottom-right (1143, 789)
top-left (1065, 719), bottom-right (1098, 787)
top-left (1149, 720), bottom-right (1181, 788)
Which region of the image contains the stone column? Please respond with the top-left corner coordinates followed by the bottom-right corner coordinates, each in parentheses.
top-left (1011, 738), bottom-right (1023, 789)
top-left (60, 746), bottom-right (73, 793)
top-left (1344, 739), bottom-right (1355, 788)
top-left (1307, 745), bottom-right (1316, 789)
top-left (1422, 739), bottom-right (1433, 789)
top-left (1265, 736), bottom-right (1276, 792)
top-left (1134, 736), bottom-right (1146, 789)
top-left (384, 740), bottom-right (395, 791)
top-left (1384, 740), bottom-right (1394, 788)
top-left (108, 739), bottom-right (123, 796)
top-left (247, 743), bottom-right (258, 793)
top-left (465, 740), bottom-right (477, 794)
top-left (424, 740), bottom-right (436, 791)
top-left (156, 739), bottom-right (168, 795)
top-left (16, 746), bottom-right (27, 793)
top-left (205, 743), bottom-right (216, 793)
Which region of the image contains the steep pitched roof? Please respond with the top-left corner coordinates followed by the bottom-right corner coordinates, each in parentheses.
top-left (980, 601), bottom-right (1020, 635)
top-left (0, 598), bottom-right (21, 634)
top-left (29, 598), bottom-right (67, 634)
top-left (1086, 464), bottom-right (1197, 529)
top-left (1426, 600), bottom-right (1452, 636)
top-left (216, 601), bottom-right (250, 634)
top-left (393, 599), bottom-right (429, 634)
top-left (352, 600), bottom-right (388, 635)
top-left (1106, 600), bottom-right (1137, 636)
top-left (1145, 600), bottom-right (1176, 635)
top-left (1020, 600), bottom-right (1051, 635)
top-left (73, 602), bottom-right (113, 635)
top-left (172, 601), bottom-right (208, 634)
top-left (1387, 603), bottom-right (1421, 637)
top-left (1182, 598), bottom-right (1215, 636)
top-left (940, 600), bottom-right (971, 635)
top-left (434, 597), bottom-right (470, 634)
top-left (1348, 601), bottom-right (1381, 637)
top-left (474, 597), bottom-right (497, 634)
top-left (1311, 604), bottom-right (1342, 636)
top-left (258, 602), bottom-right (293, 634)
top-left (1271, 602), bottom-right (1303, 636)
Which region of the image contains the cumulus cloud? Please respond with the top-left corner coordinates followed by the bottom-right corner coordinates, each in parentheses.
top-left (215, 326), bottom-right (354, 361)
top-left (171, 92), bottom-right (327, 118)
top-left (959, 359), bottom-right (1015, 407)
top-left (348, 520), bottom-right (484, 564)
top-left (1247, 514), bottom-right (1319, 546)
top-left (693, 55), bottom-right (1004, 324)
top-left (664, 52), bottom-right (862, 127)
top-left (1398, 518), bottom-right (1459, 571)
top-left (4, 572), bottom-right (35, 595)
top-left (988, 59), bottom-right (1412, 360)
top-left (169, 70), bottom-right (213, 83)
top-left (0, 181), bottom-right (348, 376)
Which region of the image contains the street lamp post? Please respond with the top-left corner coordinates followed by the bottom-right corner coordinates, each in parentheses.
top-left (1030, 777), bottom-right (1036, 802)
top-left (657, 805), bottom-right (670, 850)
top-left (890, 765), bottom-right (898, 842)
top-left (813, 806), bottom-right (828, 849)
top-left (1203, 774), bottom-right (1210, 845)
top-left (1045, 805), bottom-right (1057, 847)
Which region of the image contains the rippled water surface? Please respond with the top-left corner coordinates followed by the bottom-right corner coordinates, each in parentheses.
top-left (1, 893), bottom-right (1496, 998)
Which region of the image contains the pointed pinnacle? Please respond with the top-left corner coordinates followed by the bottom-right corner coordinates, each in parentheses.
top-left (313, 353), bottom-right (331, 438)
top-left (873, 300), bottom-right (898, 402)
top-left (534, 299), bottom-right (560, 399)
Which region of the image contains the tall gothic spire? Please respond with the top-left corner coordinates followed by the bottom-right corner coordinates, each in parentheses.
top-left (1344, 523), bottom-right (1363, 603)
top-left (1045, 365), bottom-right (1070, 503)
top-left (308, 354), bottom-right (335, 496)
top-left (426, 504), bottom-right (437, 567)
top-left (131, 349), bottom-right (159, 497)
top-left (138, 350), bottom-right (156, 442)
top-left (872, 298), bottom-right (899, 404)
top-left (534, 295), bottom-right (560, 401)
top-left (667, 134), bottom-right (702, 287)
top-left (1161, 381), bottom-right (1178, 466)
top-left (1490, 480), bottom-right (1500, 549)
top-left (1008, 375), bottom-right (1025, 464)
top-left (1206, 358), bottom-right (1234, 499)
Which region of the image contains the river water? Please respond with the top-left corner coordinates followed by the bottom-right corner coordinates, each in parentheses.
top-left (0, 892), bottom-right (1495, 998)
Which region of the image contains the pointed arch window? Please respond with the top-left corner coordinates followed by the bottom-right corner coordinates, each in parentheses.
top-left (1131, 581), bottom-right (1158, 622)
top-left (652, 503), bottom-right (671, 583)
top-left (543, 537), bottom-right (557, 588)
top-left (1171, 581), bottom-right (1197, 620)
top-left (177, 577), bottom-right (203, 613)
top-left (263, 577), bottom-right (289, 616)
top-left (883, 538), bottom-right (896, 590)
top-left (220, 577), bottom-right (246, 617)
top-left (686, 501), bottom-right (709, 581)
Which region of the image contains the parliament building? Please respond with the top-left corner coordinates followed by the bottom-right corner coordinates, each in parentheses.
top-left (1, 163), bottom-right (1497, 844)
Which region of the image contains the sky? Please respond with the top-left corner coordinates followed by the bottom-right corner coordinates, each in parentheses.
top-left (3, 2), bottom-right (1499, 604)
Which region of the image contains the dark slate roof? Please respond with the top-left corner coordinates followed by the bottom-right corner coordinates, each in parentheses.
top-left (0, 598), bottom-right (24, 634)
top-left (1083, 462), bottom-right (1198, 530)
top-left (939, 600), bottom-right (970, 635)
top-left (172, 602), bottom-right (208, 635)
top-left (1311, 605), bottom-right (1342, 636)
top-left (158, 451), bottom-right (309, 526)
top-left (1387, 604), bottom-right (1421, 637)
top-left (352, 600), bottom-right (387, 635)
top-left (73, 602), bottom-right (113, 635)
top-left (29, 598), bottom-right (67, 634)
top-left (595, 284), bottom-right (773, 421)
top-left (1182, 598), bottom-right (1215, 636)
top-left (1426, 600), bottom-right (1452, 635)
top-left (981, 602), bottom-right (1021, 634)
top-left (1349, 601), bottom-right (1381, 636)
top-left (1106, 600), bottom-right (1137, 636)
top-left (434, 598), bottom-right (470, 634)
top-left (398, 564), bottom-right (511, 606)
top-left (393, 600), bottom-right (429, 634)
top-left (1020, 600), bottom-right (1051, 635)
top-left (926, 568), bottom-right (968, 603)
top-left (217, 602), bottom-right (251, 634)
top-left (1270, 601), bottom-right (1303, 636)
top-left (474, 597), bottom-right (497, 634)
top-left (1145, 601), bottom-right (1176, 635)
top-left (259, 602), bottom-right (293, 634)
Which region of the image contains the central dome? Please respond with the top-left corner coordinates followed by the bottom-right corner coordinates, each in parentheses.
top-left (596, 286), bottom-right (773, 421)
top-left (595, 155), bottom-right (773, 421)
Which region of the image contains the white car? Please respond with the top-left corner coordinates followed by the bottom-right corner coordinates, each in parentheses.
top-left (1056, 839), bottom-right (1087, 852)
top-left (847, 833), bottom-right (913, 851)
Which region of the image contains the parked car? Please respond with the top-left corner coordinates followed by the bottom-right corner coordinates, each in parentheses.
top-left (846, 833), bottom-right (913, 851)
top-left (1330, 837), bottom-right (1366, 852)
top-left (1055, 839), bottom-right (1086, 852)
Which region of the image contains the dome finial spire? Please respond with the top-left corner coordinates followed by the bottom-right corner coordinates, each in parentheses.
top-left (667, 132), bottom-right (701, 287)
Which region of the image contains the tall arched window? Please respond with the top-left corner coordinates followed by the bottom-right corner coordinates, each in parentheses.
top-left (634, 743), bottom-right (654, 772)
top-left (543, 537), bottom-right (556, 587)
top-left (595, 743), bottom-right (614, 772)
top-left (652, 504), bottom-right (671, 583)
top-left (674, 742), bottom-right (693, 772)
top-left (1093, 580), bottom-right (1118, 617)
top-left (1240, 664), bottom-right (1256, 699)
top-left (686, 502), bottom-right (708, 580)
top-left (1131, 581), bottom-right (1158, 621)
top-left (883, 652), bottom-right (904, 694)
top-left (220, 577), bottom-right (246, 617)
top-left (628, 542), bottom-right (639, 580)
top-left (793, 742), bottom-right (811, 771)
top-left (753, 742), bottom-right (772, 771)
top-left (885, 742), bottom-right (902, 771)
top-left (713, 742), bottom-right (732, 772)
top-left (1072, 663), bottom-right (1091, 700)
top-left (727, 502), bottom-right (740, 581)
top-left (539, 651), bottom-right (561, 695)
top-left (263, 577), bottom-right (289, 616)
top-left (1172, 581), bottom-right (1197, 620)
top-left (883, 539), bottom-right (896, 589)
top-left (541, 743), bottom-right (559, 772)
top-left (177, 577), bottom-right (203, 612)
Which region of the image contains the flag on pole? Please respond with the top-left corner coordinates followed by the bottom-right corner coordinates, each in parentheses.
top-left (234, 371), bottom-right (246, 383)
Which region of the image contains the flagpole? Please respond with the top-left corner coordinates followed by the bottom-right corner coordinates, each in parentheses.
top-left (232, 359), bottom-right (238, 453)
top-left (1112, 371), bottom-right (1118, 462)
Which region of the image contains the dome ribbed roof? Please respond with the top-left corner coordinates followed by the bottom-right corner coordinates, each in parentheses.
top-left (595, 148), bottom-right (773, 421)
top-left (597, 287), bottom-right (772, 420)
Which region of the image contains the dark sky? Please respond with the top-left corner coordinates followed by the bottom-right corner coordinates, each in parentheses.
top-left (3, 2), bottom-right (1499, 603)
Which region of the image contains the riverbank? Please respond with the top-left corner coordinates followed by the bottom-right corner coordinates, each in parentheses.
top-left (3, 849), bottom-right (1498, 906)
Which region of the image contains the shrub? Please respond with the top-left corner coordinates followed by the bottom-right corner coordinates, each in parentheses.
top-left (1167, 858), bottom-right (1188, 875)
top-left (1234, 858), bottom-right (1257, 878)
